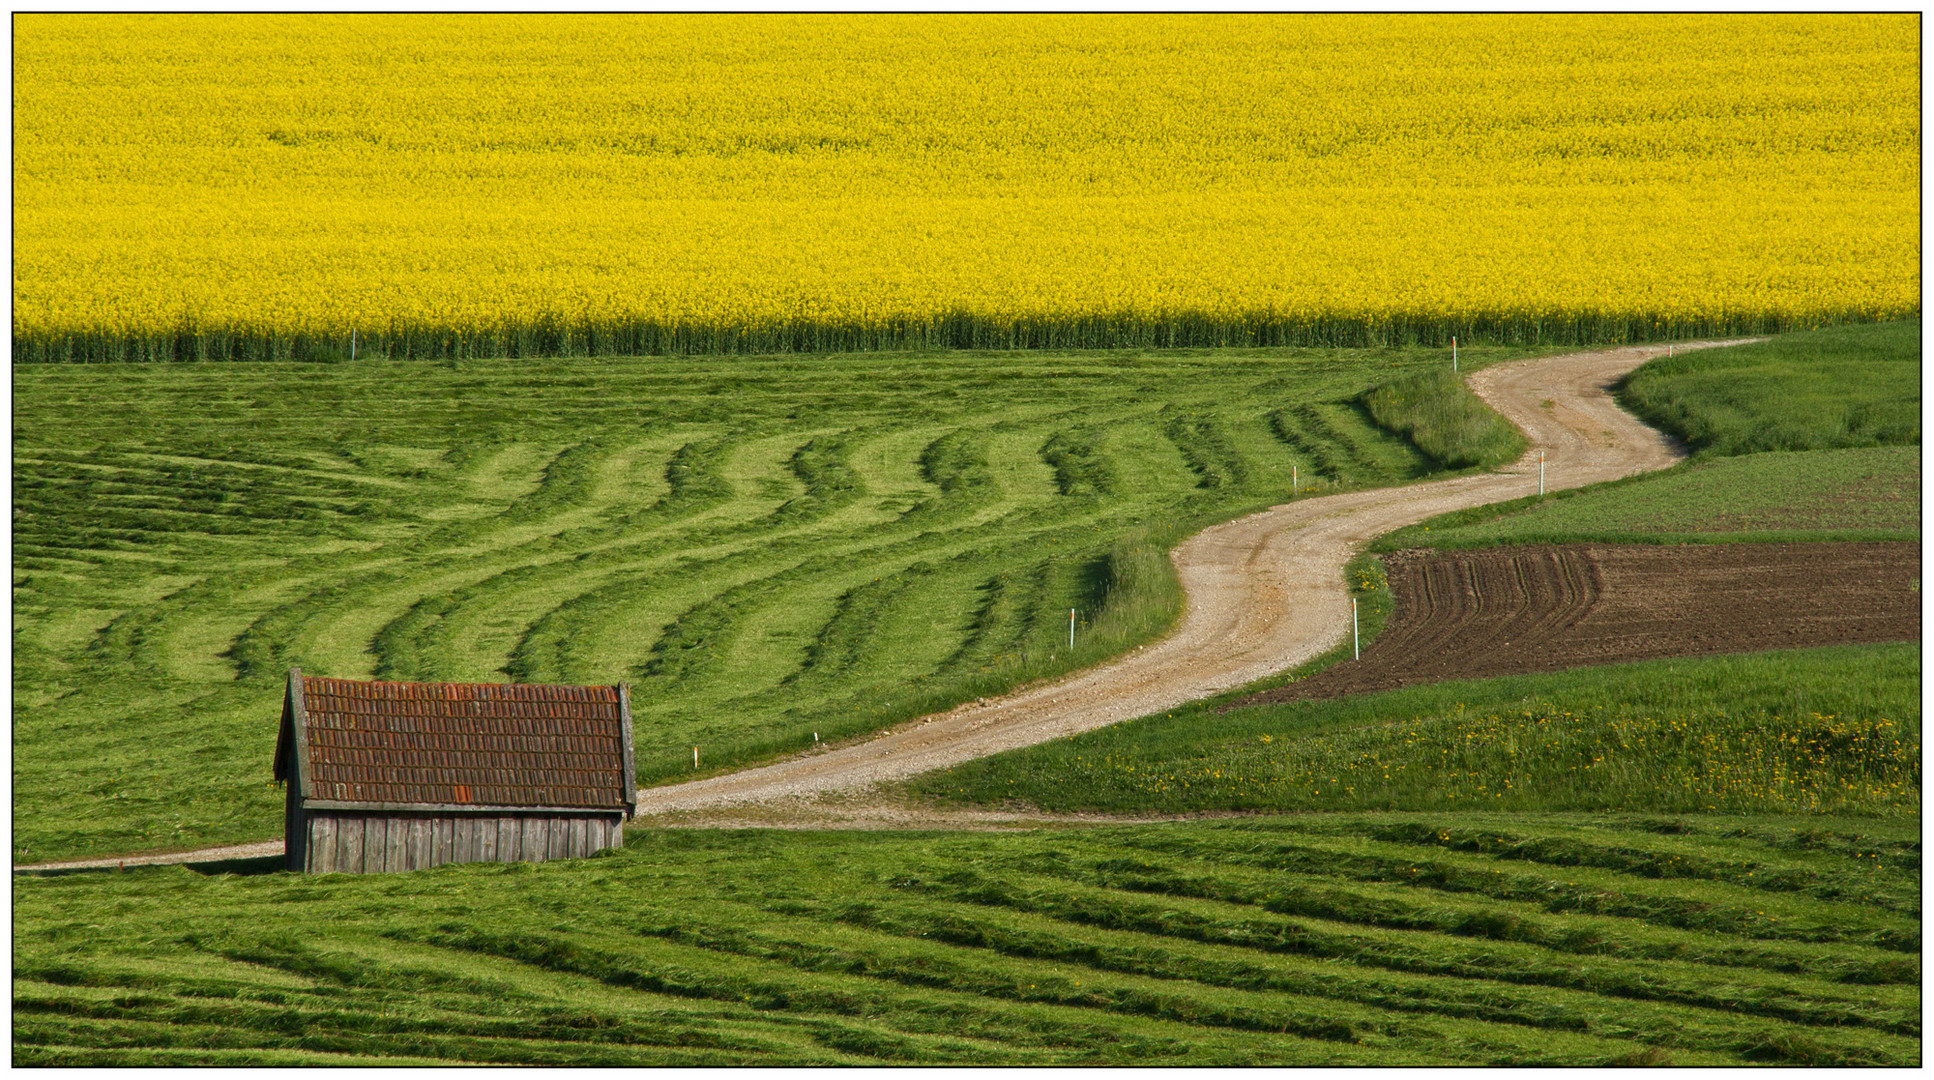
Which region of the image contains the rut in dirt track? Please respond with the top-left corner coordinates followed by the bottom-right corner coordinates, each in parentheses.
top-left (1231, 541), bottom-right (1922, 709)
top-left (627, 339), bottom-right (1762, 815)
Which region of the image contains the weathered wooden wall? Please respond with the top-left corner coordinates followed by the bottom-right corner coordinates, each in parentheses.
top-left (284, 783), bottom-right (307, 872)
top-left (302, 811), bottom-right (623, 873)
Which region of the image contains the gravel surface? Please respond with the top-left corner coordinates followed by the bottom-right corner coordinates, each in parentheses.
top-left (16, 840), bottom-right (285, 873)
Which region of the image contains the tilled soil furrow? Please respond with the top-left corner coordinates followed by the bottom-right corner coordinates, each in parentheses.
top-left (1242, 541), bottom-right (1920, 707)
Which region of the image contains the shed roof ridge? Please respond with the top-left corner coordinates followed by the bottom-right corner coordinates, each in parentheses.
top-left (302, 674), bottom-right (617, 696)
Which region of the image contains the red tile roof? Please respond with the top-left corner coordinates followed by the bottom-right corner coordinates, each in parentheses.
top-left (277, 674), bottom-right (632, 811)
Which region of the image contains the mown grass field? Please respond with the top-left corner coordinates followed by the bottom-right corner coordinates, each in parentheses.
top-left (14, 815), bottom-right (1919, 1066)
top-left (12, 343), bottom-right (1541, 864)
top-left (14, 323), bottom-right (1919, 1066)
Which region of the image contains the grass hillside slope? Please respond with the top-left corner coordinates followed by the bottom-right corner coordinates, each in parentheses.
top-left (1618, 320), bottom-right (1920, 457)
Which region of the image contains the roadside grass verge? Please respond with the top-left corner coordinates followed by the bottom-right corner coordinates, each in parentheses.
top-left (13, 815), bottom-right (1920, 1065)
top-left (1617, 320), bottom-right (1920, 457)
top-left (1362, 367), bottom-right (1527, 471)
top-left (1374, 445), bottom-right (1920, 551)
top-left (910, 644), bottom-right (1920, 818)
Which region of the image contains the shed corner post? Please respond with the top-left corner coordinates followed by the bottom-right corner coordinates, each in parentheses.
top-left (617, 682), bottom-right (638, 819)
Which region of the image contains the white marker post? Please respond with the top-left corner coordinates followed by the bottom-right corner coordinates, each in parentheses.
top-left (1452, 336), bottom-right (1458, 373)
top-left (1352, 597), bottom-right (1360, 659)
top-left (694, 746), bottom-right (699, 769)
top-left (1539, 450), bottom-right (1546, 495)
top-left (1292, 464), bottom-right (1298, 498)
top-left (1069, 608), bottom-right (1076, 650)
top-left (351, 328), bottom-right (357, 361)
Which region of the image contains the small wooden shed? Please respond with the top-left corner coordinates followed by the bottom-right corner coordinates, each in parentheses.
top-left (272, 668), bottom-right (636, 873)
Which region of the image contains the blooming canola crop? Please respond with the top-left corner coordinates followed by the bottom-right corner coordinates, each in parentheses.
top-left (12, 14), bottom-right (1921, 358)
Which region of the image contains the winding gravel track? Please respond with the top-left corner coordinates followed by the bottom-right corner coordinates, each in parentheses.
top-left (15, 340), bottom-right (1751, 870)
top-left (631, 340), bottom-right (1755, 815)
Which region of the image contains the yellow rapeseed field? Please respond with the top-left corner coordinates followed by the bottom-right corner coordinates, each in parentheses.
top-left (13, 14), bottom-right (1920, 358)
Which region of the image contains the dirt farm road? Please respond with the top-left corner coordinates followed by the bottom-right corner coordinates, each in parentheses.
top-left (15, 341), bottom-right (1753, 871)
top-left (627, 340), bottom-right (1756, 817)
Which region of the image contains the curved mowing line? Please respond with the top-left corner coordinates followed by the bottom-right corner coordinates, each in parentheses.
top-left (631, 342), bottom-right (1762, 813)
top-left (19, 347), bottom-right (1697, 865)
top-left (222, 434), bottom-right (763, 684)
top-left (1160, 407), bottom-right (1250, 491)
top-left (521, 424), bottom-right (1100, 686)
top-left (611, 410), bottom-right (1245, 716)
top-left (621, 510), bottom-right (1182, 768)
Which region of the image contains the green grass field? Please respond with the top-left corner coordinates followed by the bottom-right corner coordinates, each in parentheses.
top-left (14, 815), bottom-right (1918, 1066)
top-left (1618, 320), bottom-right (1920, 457)
top-left (1371, 322), bottom-right (1922, 551)
top-left (13, 343), bottom-right (1529, 863)
top-left (14, 325), bottom-right (1920, 1066)
top-left (914, 645), bottom-right (1920, 817)
top-left (1373, 445), bottom-right (1920, 550)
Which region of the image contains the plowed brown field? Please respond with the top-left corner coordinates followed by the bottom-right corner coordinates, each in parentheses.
top-left (1235, 540), bottom-right (1921, 707)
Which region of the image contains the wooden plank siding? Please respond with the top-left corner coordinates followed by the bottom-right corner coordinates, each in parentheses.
top-left (277, 674), bottom-right (636, 874)
top-left (303, 811), bottom-right (622, 873)
top-left (342, 813), bottom-right (364, 871)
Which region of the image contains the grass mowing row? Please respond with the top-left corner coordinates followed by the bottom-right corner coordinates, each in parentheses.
top-left (14, 342), bottom-right (1520, 863)
top-left (14, 813), bottom-right (1918, 1066)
